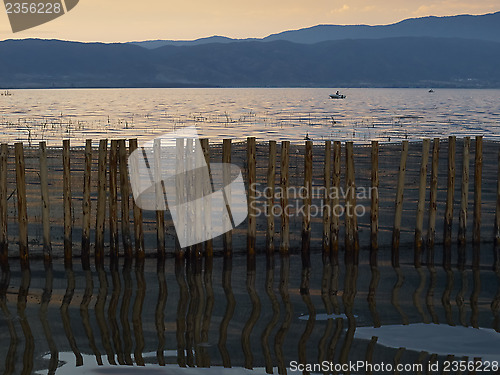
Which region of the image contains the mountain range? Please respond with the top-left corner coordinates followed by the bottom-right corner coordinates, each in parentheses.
top-left (1, 11), bottom-right (500, 88)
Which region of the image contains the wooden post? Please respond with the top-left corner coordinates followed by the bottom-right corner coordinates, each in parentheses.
top-left (153, 138), bottom-right (165, 258)
top-left (473, 136), bottom-right (483, 245)
top-left (444, 136), bottom-right (456, 247)
top-left (175, 138), bottom-right (185, 258)
top-left (0, 144), bottom-right (7, 266)
top-left (302, 140), bottom-right (313, 264)
top-left (223, 139), bottom-right (232, 254)
top-left (119, 139), bottom-right (132, 258)
top-left (331, 141), bottom-right (341, 262)
top-left (415, 139), bottom-right (430, 251)
top-left (495, 149), bottom-right (500, 245)
top-left (81, 139), bottom-right (92, 264)
top-left (200, 139), bottom-right (213, 257)
top-left (322, 141), bottom-right (332, 255)
top-left (15, 143), bottom-right (29, 269)
top-left (63, 139), bottom-right (72, 263)
top-left (392, 141), bottom-right (409, 266)
top-left (458, 137), bottom-right (470, 245)
top-left (370, 141), bottom-right (379, 256)
top-left (427, 138), bottom-right (440, 249)
top-left (109, 140), bottom-right (119, 259)
top-left (280, 141), bottom-right (290, 254)
top-left (129, 139), bottom-right (145, 259)
top-left (266, 141), bottom-right (277, 253)
top-left (39, 142), bottom-right (52, 263)
top-left (247, 137), bottom-right (257, 256)
top-left (345, 141), bottom-right (359, 264)
top-left (95, 139), bottom-right (107, 264)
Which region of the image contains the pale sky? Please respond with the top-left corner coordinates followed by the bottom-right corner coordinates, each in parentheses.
top-left (1, 0), bottom-right (499, 42)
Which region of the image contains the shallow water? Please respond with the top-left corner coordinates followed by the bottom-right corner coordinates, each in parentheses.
top-left (1, 88), bottom-right (500, 146)
top-left (1, 246), bottom-right (499, 374)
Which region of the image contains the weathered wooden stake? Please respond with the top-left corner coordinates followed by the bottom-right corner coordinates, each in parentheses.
top-left (95, 139), bottom-right (107, 264)
top-left (109, 140), bottom-right (119, 259)
top-left (331, 141), bottom-right (341, 262)
top-left (458, 137), bottom-right (470, 245)
top-left (322, 141), bottom-right (332, 255)
top-left (370, 141), bottom-right (379, 258)
top-left (345, 141), bottom-right (359, 264)
top-left (63, 139), bottom-right (72, 263)
top-left (200, 138), bottom-right (213, 257)
top-left (247, 137), bottom-right (257, 256)
top-left (427, 138), bottom-right (440, 249)
top-left (153, 138), bottom-right (165, 258)
top-left (223, 139), bottom-right (232, 254)
top-left (415, 139), bottom-right (430, 252)
top-left (473, 136), bottom-right (483, 245)
top-left (280, 141), bottom-right (290, 254)
top-left (81, 139), bottom-right (92, 264)
top-left (39, 142), bottom-right (52, 263)
top-left (266, 141), bottom-right (277, 253)
top-left (0, 144), bottom-right (7, 266)
top-left (302, 140), bottom-right (313, 264)
top-left (15, 143), bottom-right (29, 269)
top-left (118, 139), bottom-right (132, 258)
top-left (392, 141), bottom-right (409, 266)
top-left (175, 138), bottom-right (185, 258)
top-left (444, 136), bottom-right (456, 247)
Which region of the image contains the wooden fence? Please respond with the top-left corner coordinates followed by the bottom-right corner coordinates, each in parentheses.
top-left (0, 136), bottom-right (499, 268)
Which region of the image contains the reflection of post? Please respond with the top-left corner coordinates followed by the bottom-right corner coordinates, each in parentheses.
top-left (133, 259), bottom-right (146, 366)
top-left (130, 139), bottom-right (145, 259)
top-left (81, 265), bottom-right (102, 365)
top-left (280, 141), bottom-right (290, 254)
top-left (274, 255), bottom-right (292, 375)
top-left (175, 257), bottom-right (188, 367)
top-left (40, 263), bottom-right (58, 374)
top-left (18, 269), bottom-right (34, 375)
top-left (365, 337), bottom-right (378, 375)
top-left (156, 258), bottom-right (167, 366)
top-left (96, 265), bottom-right (116, 365)
top-left (471, 260), bottom-right (481, 329)
top-left (185, 258), bottom-right (196, 367)
top-left (82, 139), bottom-right (92, 265)
top-left (392, 141), bottom-right (409, 267)
top-left (267, 141), bottom-right (277, 253)
top-left (318, 257), bottom-right (334, 364)
top-left (492, 261), bottom-right (500, 332)
top-left (391, 267), bottom-right (409, 325)
top-left (442, 262), bottom-right (455, 326)
top-left (242, 255), bottom-right (261, 369)
top-left (61, 265), bottom-right (83, 366)
top-left (120, 259), bottom-right (134, 365)
top-left (39, 142), bottom-right (52, 263)
top-left (426, 263), bottom-right (439, 324)
top-left (0, 144), bottom-right (8, 267)
top-left (456, 252), bottom-right (468, 327)
top-left (194, 259), bottom-right (204, 367)
top-left (413, 265), bottom-right (430, 324)
top-left (368, 263), bottom-right (381, 328)
top-left (0, 267), bottom-right (18, 374)
top-left (261, 254), bottom-right (280, 373)
top-left (218, 255), bottom-right (235, 368)
top-left (339, 264), bottom-right (358, 366)
top-left (201, 256), bottom-right (214, 367)
top-left (298, 264), bottom-right (315, 372)
top-left (108, 260), bottom-right (124, 365)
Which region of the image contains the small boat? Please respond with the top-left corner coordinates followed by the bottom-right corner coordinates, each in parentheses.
top-left (329, 93), bottom-right (346, 99)
top-left (1, 90), bottom-right (12, 96)
top-left (428, 89), bottom-right (434, 93)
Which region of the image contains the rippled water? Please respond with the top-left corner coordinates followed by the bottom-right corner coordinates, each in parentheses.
top-left (1, 88), bottom-right (500, 146)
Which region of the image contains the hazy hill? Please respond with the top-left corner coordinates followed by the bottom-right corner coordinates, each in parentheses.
top-left (1, 37), bottom-right (500, 88)
top-left (131, 11), bottom-right (500, 49)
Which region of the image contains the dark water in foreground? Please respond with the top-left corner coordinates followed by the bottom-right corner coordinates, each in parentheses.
top-left (1, 246), bottom-right (500, 374)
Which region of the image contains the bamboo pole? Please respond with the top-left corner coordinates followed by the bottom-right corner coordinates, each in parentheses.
top-left (370, 141), bottom-right (379, 257)
top-left (95, 139), bottom-right (107, 264)
top-left (118, 139), bottom-right (132, 258)
top-left (63, 139), bottom-right (72, 263)
top-left (444, 136), bottom-right (456, 247)
top-left (266, 141), bottom-right (277, 254)
top-left (473, 136), bottom-right (483, 245)
top-left (109, 140), bottom-right (119, 259)
top-left (0, 144), bottom-right (7, 267)
top-left (427, 138), bottom-right (440, 249)
top-left (392, 141), bottom-right (409, 266)
top-left (199, 138), bottom-right (213, 257)
top-left (322, 141), bottom-right (332, 255)
top-left (223, 139), bottom-right (232, 254)
top-left (345, 141), bottom-right (359, 264)
top-left (458, 137), bottom-right (470, 245)
top-left (39, 142), bottom-right (52, 263)
top-left (415, 139), bottom-right (430, 251)
top-left (331, 141), bottom-right (341, 262)
top-left (496, 149), bottom-right (500, 245)
top-left (15, 143), bottom-right (29, 269)
top-left (81, 140), bottom-right (92, 264)
top-left (153, 138), bottom-right (165, 258)
top-left (302, 140), bottom-right (313, 262)
top-left (280, 141), bottom-right (290, 254)
top-left (247, 137), bottom-right (257, 256)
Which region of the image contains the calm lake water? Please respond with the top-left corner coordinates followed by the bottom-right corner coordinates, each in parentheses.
top-left (1, 88), bottom-right (500, 145)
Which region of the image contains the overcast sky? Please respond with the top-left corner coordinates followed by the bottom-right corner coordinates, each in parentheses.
top-left (1, 0), bottom-right (499, 42)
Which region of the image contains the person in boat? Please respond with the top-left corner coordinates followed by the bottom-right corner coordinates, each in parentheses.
top-left (336, 91), bottom-right (340, 95)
